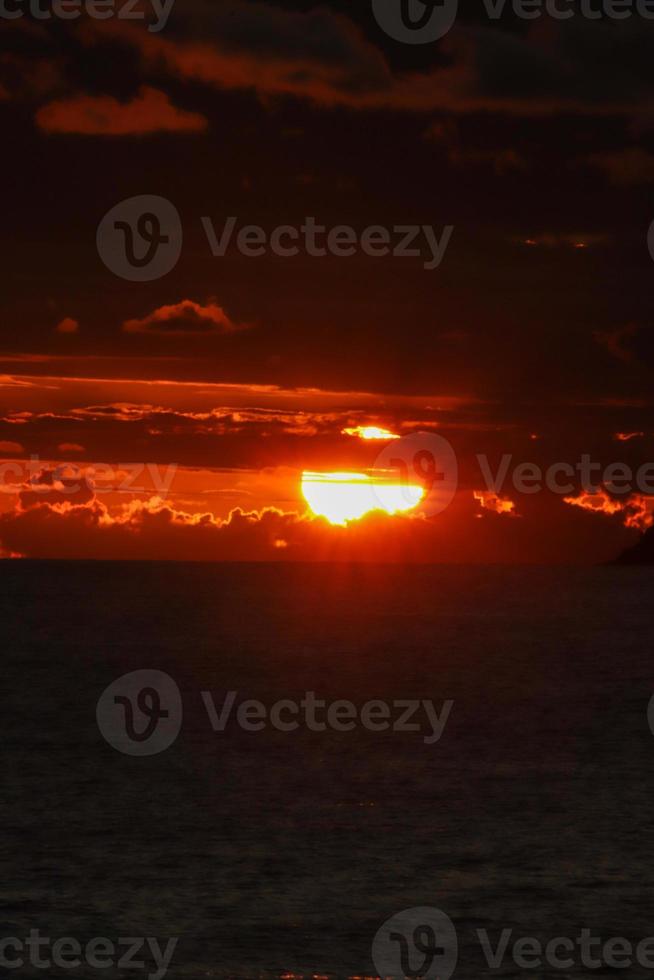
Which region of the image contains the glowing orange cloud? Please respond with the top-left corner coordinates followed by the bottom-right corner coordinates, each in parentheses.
top-left (474, 491), bottom-right (516, 516)
top-left (564, 490), bottom-right (654, 530)
top-left (614, 432), bottom-right (645, 442)
top-left (342, 425), bottom-right (400, 441)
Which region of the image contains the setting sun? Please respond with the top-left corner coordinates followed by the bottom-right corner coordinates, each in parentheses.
top-left (301, 471), bottom-right (424, 525)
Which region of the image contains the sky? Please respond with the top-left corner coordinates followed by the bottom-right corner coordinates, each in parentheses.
top-left (1, 0), bottom-right (654, 560)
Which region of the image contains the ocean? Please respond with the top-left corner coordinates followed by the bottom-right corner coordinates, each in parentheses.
top-left (3, 561), bottom-right (654, 978)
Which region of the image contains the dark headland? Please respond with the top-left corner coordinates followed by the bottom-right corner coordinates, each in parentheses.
top-left (614, 527), bottom-right (654, 564)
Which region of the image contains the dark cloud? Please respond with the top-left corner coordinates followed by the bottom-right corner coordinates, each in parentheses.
top-left (66, 9), bottom-right (654, 117)
top-left (587, 147), bottom-right (654, 185)
top-left (594, 323), bottom-right (640, 363)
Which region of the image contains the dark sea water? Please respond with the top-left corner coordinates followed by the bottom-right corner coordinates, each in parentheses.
top-left (3, 562), bottom-right (654, 979)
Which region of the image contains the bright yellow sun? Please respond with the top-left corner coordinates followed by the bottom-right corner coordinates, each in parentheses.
top-left (301, 471), bottom-right (424, 526)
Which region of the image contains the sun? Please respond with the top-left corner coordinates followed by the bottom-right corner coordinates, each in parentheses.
top-left (301, 471), bottom-right (424, 526)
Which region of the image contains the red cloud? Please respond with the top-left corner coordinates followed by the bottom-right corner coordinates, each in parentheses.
top-left (123, 300), bottom-right (245, 336)
top-left (473, 491), bottom-right (517, 516)
top-left (0, 488), bottom-right (637, 564)
top-left (614, 432), bottom-right (645, 442)
top-left (36, 86), bottom-right (208, 136)
top-left (0, 441), bottom-right (24, 454)
top-left (564, 490), bottom-right (654, 531)
top-left (55, 317), bottom-right (79, 334)
top-left (58, 443), bottom-right (85, 453)
top-left (18, 467), bottom-right (95, 509)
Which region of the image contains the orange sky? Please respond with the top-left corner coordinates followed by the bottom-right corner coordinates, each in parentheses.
top-left (3, 3), bottom-right (654, 560)
top-left (0, 365), bottom-right (650, 561)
